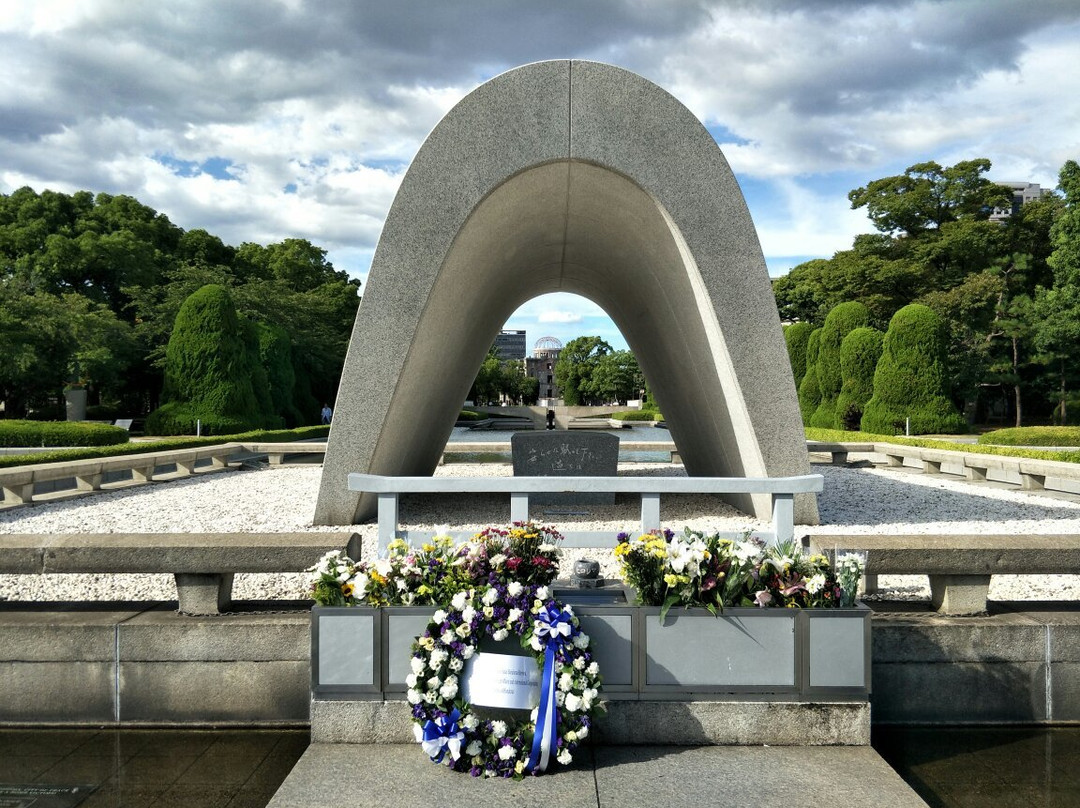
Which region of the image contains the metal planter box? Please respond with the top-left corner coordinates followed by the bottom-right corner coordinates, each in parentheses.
top-left (310, 601), bottom-right (870, 701)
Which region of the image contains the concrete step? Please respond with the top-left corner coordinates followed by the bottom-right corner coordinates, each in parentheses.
top-left (266, 743), bottom-right (929, 807)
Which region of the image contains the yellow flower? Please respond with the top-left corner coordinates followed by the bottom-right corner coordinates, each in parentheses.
top-left (341, 582), bottom-right (354, 598)
top-left (422, 543), bottom-right (435, 553)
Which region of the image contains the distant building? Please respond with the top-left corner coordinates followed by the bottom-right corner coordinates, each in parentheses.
top-left (492, 329), bottom-right (527, 360)
top-left (525, 336), bottom-right (563, 403)
top-left (989, 181), bottom-right (1047, 223)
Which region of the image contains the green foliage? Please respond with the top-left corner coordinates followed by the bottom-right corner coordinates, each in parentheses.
top-left (0, 419), bottom-right (130, 448)
top-left (797, 328), bottom-right (823, 424)
top-left (146, 284), bottom-right (281, 435)
top-left (848, 159), bottom-right (1012, 237)
top-left (0, 185), bottom-right (360, 422)
top-left (835, 327), bottom-right (884, 431)
top-left (0, 425), bottom-right (329, 468)
top-left (257, 323), bottom-right (303, 427)
top-left (457, 410), bottom-right (485, 422)
top-left (811, 302), bottom-right (871, 429)
top-left (978, 426), bottom-right (1080, 447)
top-left (611, 410), bottom-right (663, 421)
top-left (861, 304), bottom-right (967, 435)
top-left (553, 336), bottom-right (613, 406)
top-left (783, 322), bottom-right (813, 388)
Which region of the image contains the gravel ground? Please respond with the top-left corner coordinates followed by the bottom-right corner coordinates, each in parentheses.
top-left (3, 460), bottom-right (1080, 604)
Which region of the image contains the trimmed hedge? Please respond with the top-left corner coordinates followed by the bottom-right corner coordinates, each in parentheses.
top-left (0, 420), bottom-right (130, 448)
top-left (797, 328), bottom-right (823, 425)
top-left (978, 427), bottom-right (1080, 447)
top-left (146, 284), bottom-right (282, 436)
top-left (611, 411), bottom-right (664, 422)
top-left (0, 425), bottom-right (329, 469)
top-left (783, 322), bottom-right (814, 389)
top-left (861, 304), bottom-right (967, 436)
top-left (835, 327), bottom-right (884, 432)
top-left (806, 427), bottom-right (1080, 464)
top-left (811, 302), bottom-right (871, 430)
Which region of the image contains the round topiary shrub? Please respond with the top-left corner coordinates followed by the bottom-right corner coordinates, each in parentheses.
top-left (146, 284), bottom-right (281, 436)
top-left (784, 322), bottom-right (814, 389)
top-left (836, 327), bottom-right (884, 432)
top-left (811, 302), bottom-right (871, 429)
top-left (861, 304), bottom-right (967, 435)
top-left (798, 328), bottom-right (823, 425)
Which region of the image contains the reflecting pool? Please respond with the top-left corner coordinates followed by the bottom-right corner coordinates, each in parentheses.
top-left (874, 725), bottom-right (1080, 808)
top-left (0, 728), bottom-right (307, 807)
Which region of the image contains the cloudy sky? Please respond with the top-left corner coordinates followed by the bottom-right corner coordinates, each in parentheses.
top-left (2, 1), bottom-right (1078, 351)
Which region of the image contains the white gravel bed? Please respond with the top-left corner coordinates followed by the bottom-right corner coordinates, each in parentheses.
top-left (4, 461), bottom-right (1080, 604)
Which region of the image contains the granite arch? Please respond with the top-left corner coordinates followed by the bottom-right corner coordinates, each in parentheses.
top-left (315, 60), bottom-right (816, 526)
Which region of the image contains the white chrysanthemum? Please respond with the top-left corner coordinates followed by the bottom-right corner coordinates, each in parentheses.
top-left (530, 635), bottom-right (543, 651)
top-left (497, 745), bottom-right (516, 761)
top-left (406, 689), bottom-right (421, 705)
top-left (466, 740), bottom-right (482, 756)
top-left (410, 656), bottom-right (425, 674)
top-left (564, 693), bottom-right (582, 712)
top-left (539, 543), bottom-right (557, 553)
top-left (491, 720), bottom-right (507, 739)
top-left (449, 657), bottom-right (463, 672)
top-left (433, 609), bottom-right (447, 624)
top-left (427, 675), bottom-right (441, 689)
top-left (374, 559), bottom-right (392, 577)
top-left (586, 662), bottom-right (599, 676)
top-left (577, 725), bottom-right (588, 740)
top-left (507, 581), bottom-right (523, 597)
top-left (573, 657), bottom-right (585, 670)
top-left (807, 574), bottom-right (827, 594)
top-left (559, 672), bottom-right (573, 691)
top-left (572, 632), bottom-right (589, 649)
top-left (462, 713), bottom-right (479, 730)
top-left (493, 628), bottom-right (509, 642)
top-left (350, 572), bottom-right (369, 600)
top-left (405, 673), bottom-right (418, 688)
top-left (557, 749), bottom-right (573, 765)
top-left (490, 554), bottom-right (507, 568)
top-left (440, 679), bottom-right (458, 700)
top-left (462, 646), bottom-right (475, 659)
top-left (441, 630), bottom-right (456, 645)
top-left (536, 586), bottom-right (550, 600)
top-left (461, 605), bottom-right (476, 624)
top-left (430, 648), bottom-right (448, 667)
top-left (554, 691), bottom-right (565, 707)
top-left (451, 591), bottom-right (469, 610)
top-left (482, 588), bottom-right (499, 605)
top-left (508, 608), bottom-right (522, 624)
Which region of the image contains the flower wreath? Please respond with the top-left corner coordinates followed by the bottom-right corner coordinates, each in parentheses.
top-left (407, 581), bottom-right (603, 778)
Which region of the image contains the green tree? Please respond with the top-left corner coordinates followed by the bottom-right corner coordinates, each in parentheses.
top-left (554, 336), bottom-right (612, 406)
top-left (146, 284), bottom-right (280, 435)
top-left (848, 159), bottom-right (1012, 237)
top-left (1034, 160), bottom-right (1080, 422)
top-left (590, 350), bottom-right (644, 404)
top-left (811, 302), bottom-right (871, 429)
top-left (835, 327), bottom-right (884, 431)
top-left (861, 304), bottom-right (967, 435)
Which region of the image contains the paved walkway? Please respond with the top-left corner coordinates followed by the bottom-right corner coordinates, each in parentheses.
top-left (266, 743), bottom-right (929, 808)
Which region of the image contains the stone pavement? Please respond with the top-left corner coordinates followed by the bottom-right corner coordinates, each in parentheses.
top-left (266, 743), bottom-right (929, 808)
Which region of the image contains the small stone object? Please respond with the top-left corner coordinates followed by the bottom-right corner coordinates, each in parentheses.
top-left (571, 557), bottom-right (602, 588)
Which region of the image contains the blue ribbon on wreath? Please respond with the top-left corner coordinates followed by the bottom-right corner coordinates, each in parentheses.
top-left (526, 605), bottom-right (578, 774)
top-left (421, 707), bottom-right (465, 764)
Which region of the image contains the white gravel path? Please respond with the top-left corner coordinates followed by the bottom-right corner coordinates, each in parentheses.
top-left (3, 461), bottom-right (1080, 604)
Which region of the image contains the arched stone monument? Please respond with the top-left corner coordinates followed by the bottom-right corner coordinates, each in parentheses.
top-left (314, 60), bottom-right (817, 526)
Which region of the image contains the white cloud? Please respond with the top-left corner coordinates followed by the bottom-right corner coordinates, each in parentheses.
top-left (538, 310), bottom-right (585, 324)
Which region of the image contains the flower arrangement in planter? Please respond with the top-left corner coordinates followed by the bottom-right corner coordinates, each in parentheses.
top-left (614, 529), bottom-right (865, 616)
top-left (308, 521), bottom-right (563, 607)
top-left (308, 522), bottom-right (603, 778)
